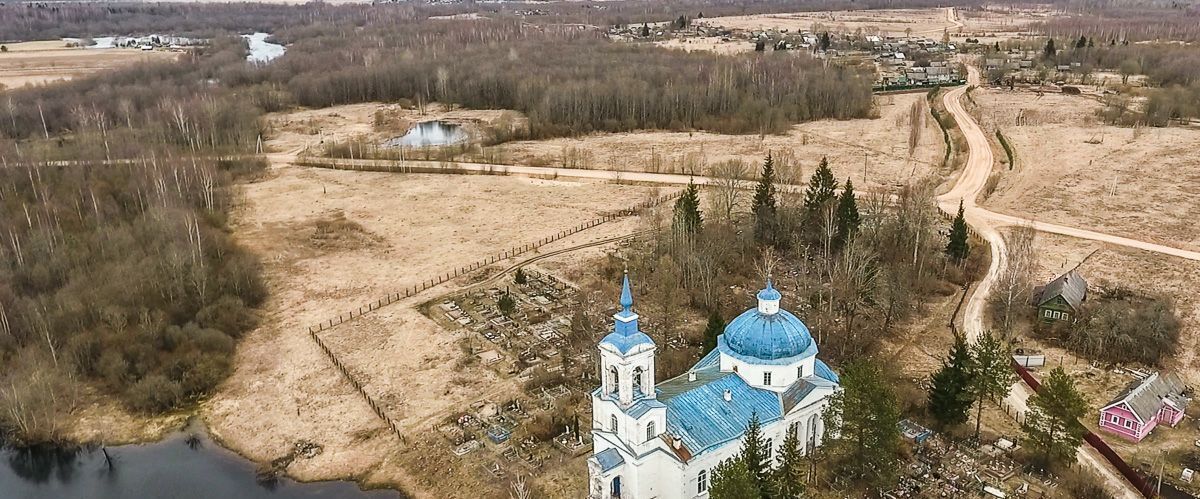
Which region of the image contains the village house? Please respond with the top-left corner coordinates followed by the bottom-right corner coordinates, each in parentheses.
top-left (1099, 372), bottom-right (1190, 442)
top-left (1030, 269), bottom-right (1087, 323)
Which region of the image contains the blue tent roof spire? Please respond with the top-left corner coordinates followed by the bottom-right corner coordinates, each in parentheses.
top-left (620, 270), bottom-right (634, 311)
top-left (601, 271), bottom-right (655, 354)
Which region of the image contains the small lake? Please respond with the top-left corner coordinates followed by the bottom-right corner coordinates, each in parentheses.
top-left (0, 425), bottom-right (400, 499)
top-left (383, 121), bottom-right (469, 148)
top-left (243, 32), bottom-right (286, 64)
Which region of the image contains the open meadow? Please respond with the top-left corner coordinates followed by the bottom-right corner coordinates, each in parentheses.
top-left (0, 40), bottom-right (177, 89)
top-left (972, 87), bottom-right (1200, 250)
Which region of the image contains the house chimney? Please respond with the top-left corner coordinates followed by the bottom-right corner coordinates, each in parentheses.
top-left (688, 371), bottom-right (697, 382)
top-left (672, 435), bottom-right (682, 449)
top-left (723, 389), bottom-right (732, 402)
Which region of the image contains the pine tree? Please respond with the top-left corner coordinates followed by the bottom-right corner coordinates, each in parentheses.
top-left (1023, 367), bottom-right (1088, 467)
top-left (927, 333), bottom-right (976, 428)
top-left (768, 424), bottom-right (806, 498)
top-left (1043, 38), bottom-right (1056, 58)
top-left (710, 457), bottom-right (760, 499)
top-left (702, 309), bottom-right (724, 354)
top-left (752, 153), bottom-right (777, 244)
top-left (833, 177), bottom-right (860, 252)
top-left (672, 178), bottom-right (703, 237)
top-left (945, 200), bottom-right (970, 263)
top-left (740, 412), bottom-right (770, 486)
top-left (823, 359), bottom-right (901, 491)
top-left (498, 292), bottom-right (516, 316)
top-left (969, 330), bottom-right (1015, 441)
top-left (803, 157), bottom-right (838, 214)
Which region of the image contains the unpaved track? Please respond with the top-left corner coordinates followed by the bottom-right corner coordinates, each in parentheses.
top-left (938, 67), bottom-right (1147, 499)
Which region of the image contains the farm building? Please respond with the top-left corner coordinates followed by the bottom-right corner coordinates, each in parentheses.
top-left (1098, 372), bottom-right (1189, 442)
top-left (1030, 269), bottom-right (1087, 323)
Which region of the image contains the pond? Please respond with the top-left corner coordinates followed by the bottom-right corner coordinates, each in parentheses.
top-left (383, 121), bottom-right (469, 148)
top-left (243, 32), bottom-right (286, 64)
top-left (0, 424), bottom-right (401, 499)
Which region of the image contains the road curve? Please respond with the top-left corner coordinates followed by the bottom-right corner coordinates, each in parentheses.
top-left (938, 67), bottom-right (1142, 499)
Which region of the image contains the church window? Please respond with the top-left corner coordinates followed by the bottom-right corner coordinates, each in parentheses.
top-left (763, 372), bottom-right (772, 386)
top-left (633, 367), bottom-right (644, 393)
top-left (697, 469), bottom-right (708, 493)
top-left (609, 366), bottom-right (619, 394)
top-left (646, 421), bottom-right (656, 442)
top-left (610, 414), bottom-right (619, 433)
top-left (764, 438), bottom-right (773, 461)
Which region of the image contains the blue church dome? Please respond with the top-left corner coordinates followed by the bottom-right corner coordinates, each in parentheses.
top-left (718, 281), bottom-right (817, 364)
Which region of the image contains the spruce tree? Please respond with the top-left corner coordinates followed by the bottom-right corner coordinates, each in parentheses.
top-left (710, 457), bottom-right (760, 499)
top-left (833, 177), bottom-right (860, 251)
top-left (1043, 38), bottom-right (1056, 58)
top-left (823, 359), bottom-right (901, 491)
top-left (927, 333), bottom-right (976, 428)
top-left (514, 268), bottom-right (527, 285)
top-left (945, 200), bottom-right (970, 263)
top-left (752, 153), bottom-right (777, 244)
top-left (1075, 35), bottom-right (1087, 49)
top-left (641, 23), bottom-right (650, 37)
top-left (672, 178), bottom-right (703, 237)
top-left (702, 309), bottom-right (725, 354)
top-left (740, 412), bottom-right (769, 486)
top-left (803, 157), bottom-right (838, 214)
top-left (969, 331), bottom-right (1015, 441)
top-left (769, 424), bottom-right (806, 498)
top-left (1023, 367), bottom-right (1088, 467)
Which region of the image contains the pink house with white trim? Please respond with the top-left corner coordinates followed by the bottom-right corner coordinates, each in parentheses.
top-left (1098, 372), bottom-right (1189, 442)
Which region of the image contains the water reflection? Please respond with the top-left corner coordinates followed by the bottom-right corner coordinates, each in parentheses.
top-left (383, 121), bottom-right (469, 148)
top-left (0, 423), bottom-right (401, 499)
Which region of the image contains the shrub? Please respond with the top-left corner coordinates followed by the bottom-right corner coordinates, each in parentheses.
top-left (127, 375), bottom-right (184, 413)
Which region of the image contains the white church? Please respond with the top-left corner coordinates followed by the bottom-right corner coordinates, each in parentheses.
top-left (588, 273), bottom-right (841, 499)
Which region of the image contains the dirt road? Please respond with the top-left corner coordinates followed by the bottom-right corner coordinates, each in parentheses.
top-left (938, 67), bottom-right (1145, 499)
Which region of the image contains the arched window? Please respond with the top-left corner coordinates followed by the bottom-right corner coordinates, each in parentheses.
top-left (764, 438), bottom-right (773, 461)
top-left (697, 469), bottom-right (708, 493)
top-left (633, 367), bottom-right (644, 393)
top-left (610, 414), bottom-right (619, 433)
top-left (609, 366), bottom-right (619, 394)
top-left (645, 421), bottom-right (656, 442)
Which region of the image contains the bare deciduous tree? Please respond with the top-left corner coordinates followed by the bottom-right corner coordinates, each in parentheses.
top-left (992, 225), bottom-right (1036, 334)
top-left (708, 160), bottom-right (747, 224)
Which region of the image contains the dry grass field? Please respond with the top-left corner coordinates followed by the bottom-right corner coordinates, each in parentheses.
top-left (973, 87), bottom-right (1200, 250)
top-left (491, 92), bottom-right (948, 190)
top-left (201, 128), bottom-right (662, 495)
top-left (0, 40), bottom-right (177, 89)
top-left (697, 8), bottom-right (958, 37)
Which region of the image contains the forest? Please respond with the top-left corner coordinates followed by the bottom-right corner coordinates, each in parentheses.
top-left (0, 151), bottom-right (266, 444)
top-left (273, 22), bottom-right (874, 136)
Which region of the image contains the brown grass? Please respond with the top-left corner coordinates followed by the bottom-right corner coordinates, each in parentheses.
top-left (0, 40), bottom-right (178, 89)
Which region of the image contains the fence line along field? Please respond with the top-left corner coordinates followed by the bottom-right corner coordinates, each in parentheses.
top-left (0, 40), bottom-right (178, 89)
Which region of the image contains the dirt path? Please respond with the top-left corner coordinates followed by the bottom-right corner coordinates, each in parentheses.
top-left (938, 66), bottom-right (1144, 499)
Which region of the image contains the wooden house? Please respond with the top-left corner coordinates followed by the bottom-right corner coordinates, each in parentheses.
top-left (1099, 372), bottom-right (1189, 442)
top-left (1030, 269), bottom-right (1087, 323)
